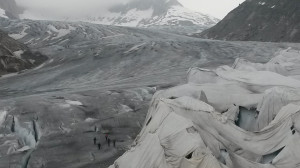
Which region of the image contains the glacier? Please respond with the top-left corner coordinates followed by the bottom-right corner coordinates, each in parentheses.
top-left (109, 48), bottom-right (300, 168)
top-left (0, 17), bottom-right (300, 167)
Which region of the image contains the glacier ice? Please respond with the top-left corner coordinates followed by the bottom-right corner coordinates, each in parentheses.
top-left (109, 48), bottom-right (300, 168)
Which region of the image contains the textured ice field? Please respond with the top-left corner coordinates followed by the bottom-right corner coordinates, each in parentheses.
top-left (0, 17), bottom-right (300, 168)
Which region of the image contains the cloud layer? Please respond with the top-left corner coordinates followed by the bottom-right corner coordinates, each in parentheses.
top-left (178, 0), bottom-right (245, 19)
top-left (16, 0), bottom-right (245, 19)
top-left (16, 0), bottom-right (131, 19)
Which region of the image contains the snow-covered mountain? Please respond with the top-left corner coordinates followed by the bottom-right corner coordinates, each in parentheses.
top-left (12, 0), bottom-right (219, 34)
top-left (84, 0), bottom-right (219, 35)
top-left (0, 10), bottom-right (299, 168)
top-left (85, 0), bottom-right (219, 28)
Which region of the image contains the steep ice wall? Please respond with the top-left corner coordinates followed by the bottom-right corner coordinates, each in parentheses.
top-left (109, 48), bottom-right (300, 168)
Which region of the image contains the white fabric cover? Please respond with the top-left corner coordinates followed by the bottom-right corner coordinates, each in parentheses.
top-left (109, 48), bottom-right (300, 168)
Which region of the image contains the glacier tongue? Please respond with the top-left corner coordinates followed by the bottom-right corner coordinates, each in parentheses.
top-left (109, 48), bottom-right (300, 168)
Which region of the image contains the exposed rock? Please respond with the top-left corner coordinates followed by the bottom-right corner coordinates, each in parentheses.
top-left (0, 0), bottom-right (23, 19)
top-left (199, 0), bottom-right (300, 42)
top-left (0, 29), bottom-right (47, 76)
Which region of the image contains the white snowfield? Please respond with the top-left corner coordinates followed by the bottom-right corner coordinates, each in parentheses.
top-left (141, 6), bottom-right (219, 27)
top-left (0, 8), bottom-right (8, 19)
top-left (109, 48), bottom-right (300, 168)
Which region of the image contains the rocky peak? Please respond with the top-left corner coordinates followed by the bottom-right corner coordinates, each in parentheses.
top-left (199, 0), bottom-right (300, 42)
top-left (0, 0), bottom-right (23, 19)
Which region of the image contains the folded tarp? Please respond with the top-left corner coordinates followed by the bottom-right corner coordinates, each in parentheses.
top-left (110, 48), bottom-right (300, 168)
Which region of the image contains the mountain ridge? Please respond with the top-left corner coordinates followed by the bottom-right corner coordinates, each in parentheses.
top-left (198, 0), bottom-right (300, 42)
top-left (0, 0), bottom-right (219, 35)
top-left (0, 0), bottom-right (22, 19)
top-left (0, 29), bottom-right (47, 76)
top-left (84, 0), bottom-right (219, 28)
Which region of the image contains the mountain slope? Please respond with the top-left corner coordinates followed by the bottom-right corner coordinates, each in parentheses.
top-left (93, 0), bottom-right (219, 28)
top-left (85, 0), bottom-right (218, 27)
top-left (0, 0), bottom-right (22, 19)
top-left (17, 0), bottom-right (219, 35)
top-left (199, 0), bottom-right (300, 42)
top-left (0, 29), bottom-right (47, 76)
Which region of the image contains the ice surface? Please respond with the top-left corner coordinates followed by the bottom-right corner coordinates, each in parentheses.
top-left (0, 110), bottom-right (7, 127)
top-left (47, 24), bottom-right (76, 39)
top-left (0, 18), bottom-right (300, 167)
top-left (143, 6), bottom-right (218, 27)
top-left (65, 100), bottom-right (83, 106)
top-left (110, 49), bottom-right (300, 168)
top-left (9, 25), bottom-right (29, 40)
top-left (13, 50), bottom-right (24, 58)
top-left (115, 8), bottom-right (154, 27)
top-left (124, 43), bottom-right (147, 54)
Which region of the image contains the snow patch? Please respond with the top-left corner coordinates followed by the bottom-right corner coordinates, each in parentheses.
top-left (17, 146), bottom-right (31, 152)
top-left (0, 8), bottom-right (8, 18)
top-left (142, 6), bottom-right (219, 27)
top-left (85, 118), bottom-right (98, 122)
top-left (47, 24), bottom-right (76, 40)
top-left (117, 8), bottom-right (154, 27)
top-left (258, 1), bottom-right (266, 5)
top-left (13, 50), bottom-right (24, 58)
top-left (65, 100), bottom-right (83, 106)
top-left (9, 26), bottom-right (29, 40)
top-left (0, 73), bottom-right (18, 79)
top-left (33, 63), bottom-right (46, 70)
top-left (59, 103), bottom-right (71, 108)
top-left (119, 104), bottom-right (133, 114)
top-left (25, 38), bottom-right (34, 44)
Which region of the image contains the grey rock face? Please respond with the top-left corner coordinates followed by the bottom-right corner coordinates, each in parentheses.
top-left (0, 29), bottom-right (47, 76)
top-left (0, 0), bottom-right (23, 19)
top-left (199, 0), bottom-right (300, 42)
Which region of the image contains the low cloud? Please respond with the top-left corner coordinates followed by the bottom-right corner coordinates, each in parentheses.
top-left (16, 0), bottom-right (244, 19)
top-left (16, 0), bottom-right (132, 19)
top-left (178, 0), bottom-right (245, 19)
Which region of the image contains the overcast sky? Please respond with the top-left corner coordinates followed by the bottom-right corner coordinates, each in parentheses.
top-left (179, 0), bottom-right (245, 19)
top-left (16, 0), bottom-right (245, 19)
top-left (16, 0), bottom-right (130, 18)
